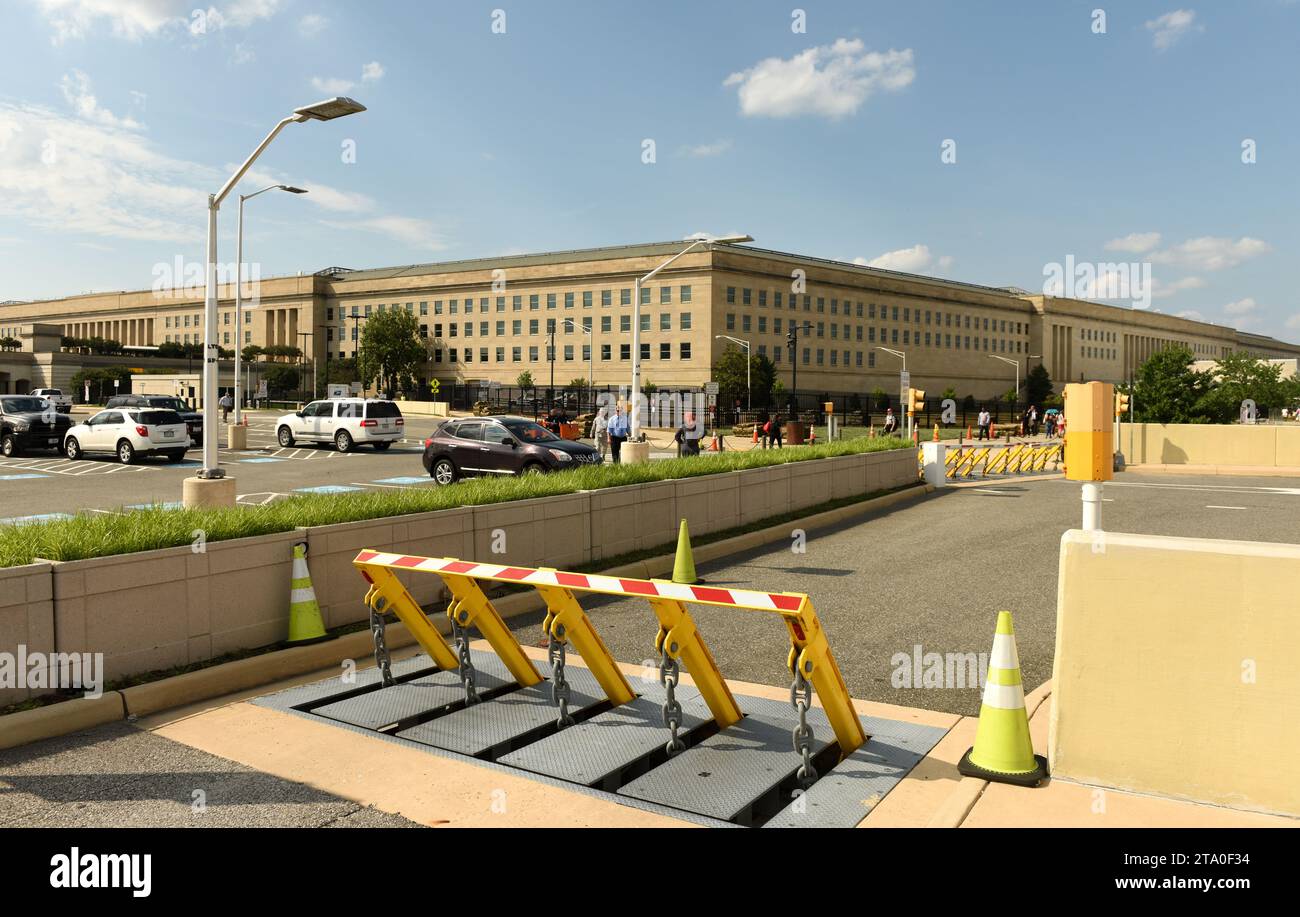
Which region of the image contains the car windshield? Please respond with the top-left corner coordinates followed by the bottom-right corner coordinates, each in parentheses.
top-left (137, 410), bottom-right (183, 426)
top-left (502, 419), bottom-right (558, 442)
top-left (149, 397), bottom-right (188, 412)
top-left (2, 397), bottom-right (47, 413)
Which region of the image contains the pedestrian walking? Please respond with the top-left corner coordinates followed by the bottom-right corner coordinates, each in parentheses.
top-left (607, 404), bottom-right (629, 463)
top-left (977, 408), bottom-right (991, 440)
top-left (757, 409), bottom-right (771, 449)
top-left (674, 412), bottom-right (703, 457)
top-left (592, 407), bottom-right (610, 460)
top-left (770, 412), bottom-right (784, 449)
top-left (219, 391), bottom-right (233, 424)
top-left (1029, 405), bottom-right (1039, 437)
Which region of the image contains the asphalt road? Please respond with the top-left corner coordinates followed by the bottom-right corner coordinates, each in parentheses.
top-left (0, 721), bottom-right (419, 828)
top-left (505, 472), bottom-right (1300, 716)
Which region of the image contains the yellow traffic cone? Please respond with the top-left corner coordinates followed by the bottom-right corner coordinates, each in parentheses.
top-left (671, 519), bottom-right (698, 584)
top-left (957, 611), bottom-right (1047, 786)
top-left (286, 542), bottom-right (330, 645)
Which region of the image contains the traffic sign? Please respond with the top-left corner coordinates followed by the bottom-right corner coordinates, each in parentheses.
top-left (704, 381), bottom-right (719, 395)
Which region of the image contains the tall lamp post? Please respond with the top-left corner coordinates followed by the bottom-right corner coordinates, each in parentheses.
top-left (190, 96), bottom-right (364, 507)
top-left (631, 233), bottom-right (751, 441)
top-left (876, 346), bottom-right (908, 437)
top-left (297, 330), bottom-right (312, 399)
top-left (562, 317), bottom-right (593, 411)
top-left (988, 354), bottom-right (1020, 402)
top-left (235, 184), bottom-right (307, 426)
top-left (715, 334), bottom-right (752, 410)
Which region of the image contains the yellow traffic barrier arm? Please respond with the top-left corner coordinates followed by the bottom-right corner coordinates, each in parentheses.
top-left (535, 582), bottom-right (634, 706)
top-left (649, 598), bottom-right (742, 730)
top-left (357, 566), bottom-right (460, 671)
top-left (441, 573), bottom-right (544, 688)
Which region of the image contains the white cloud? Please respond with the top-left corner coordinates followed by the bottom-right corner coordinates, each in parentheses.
top-left (311, 76), bottom-right (354, 94)
top-left (682, 140), bottom-right (732, 158)
top-left (1104, 231), bottom-right (1161, 254)
top-left (1150, 275), bottom-right (1206, 299)
top-left (1146, 9), bottom-right (1201, 51)
top-left (724, 38), bottom-right (915, 120)
top-left (1175, 310), bottom-right (1204, 321)
top-left (1285, 314), bottom-right (1300, 331)
top-left (298, 12), bottom-right (327, 36)
top-left (1222, 297), bottom-right (1257, 316)
top-left (855, 243), bottom-right (945, 274)
top-left (59, 69), bottom-right (143, 129)
top-left (361, 61), bottom-right (384, 82)
top-left (1149, 236), bottom-right (1271, 271)
top-left (230, 41), bottom-right (254, 65)
top-left (31, 0), bottom-right (281, 43)
top-left (243, 168), bottom-right (373, 214)
top-left (321, 216), bottom-right (445, 252)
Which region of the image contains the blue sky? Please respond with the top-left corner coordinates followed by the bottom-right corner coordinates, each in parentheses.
top-left (1, 1), bottom-right (1296, 341)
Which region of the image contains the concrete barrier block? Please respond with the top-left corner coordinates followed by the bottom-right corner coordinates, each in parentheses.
top-left (0, 563), bottom-right (56, 705)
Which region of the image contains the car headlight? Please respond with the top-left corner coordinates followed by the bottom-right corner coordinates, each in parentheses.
top-left (548, 448), bottom-right (572, 462)
top-left (11, 420), bottom-right (29, 432)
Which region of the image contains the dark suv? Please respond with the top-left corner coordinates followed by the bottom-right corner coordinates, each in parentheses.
top-left (106, 394), bottom-right (203, 444)
top-left (422, 415), bottom-right (601, 485)
top-left (1, 395), bottom-right (74, 457)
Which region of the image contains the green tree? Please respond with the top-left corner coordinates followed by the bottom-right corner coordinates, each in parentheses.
top-left (516, 370), bottom-right (535, 391)
top-left (357, 308), bottom-right (425, 398)
top-left (1025, 363), bottom-right (1053, 406)
top-left (712, 346), bottom-right (775, 404)
top-left (1133, 345), bottom-right (1212, 423)
top-left (0, 336), bottom-right (20, 351)
top-left (567, 377), bottom-right (588, 390)
top-left (241, 344), bottom-right (264, 363)
top-left (263, 364), bottom-right (301, 395)
top-left (940, 386), bottom-right (958, 401)
top-left (1194, 351), bottom-right (1294, 422)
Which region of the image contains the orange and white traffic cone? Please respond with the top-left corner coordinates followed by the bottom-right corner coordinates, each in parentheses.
top-left (933, 424), bottom-right (940, 442)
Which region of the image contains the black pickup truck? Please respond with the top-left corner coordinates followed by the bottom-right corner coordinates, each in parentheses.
top-left (106, 394), bottom-right (203, 444)
top-left (1, 395), bottom-right (74, 457)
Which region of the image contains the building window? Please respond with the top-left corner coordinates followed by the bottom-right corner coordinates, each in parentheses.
top-left (660, 342), bottom-right (671, 359)
top-left (640, 287), bottom-right (650, 305)
top-left (512, 347), bottom-right (521, 362)
top-left (680, 312), bottom-right (692, 330)
top-left (620, 343), bottom-right (630, 360)
top-left (742, 315), bottom-right (751, 333)
top-left (564, 292), bottom-right (574, 309)
top-left (726, 313), bottom-right (735, 331)
top-left (601, 316), bottom-right (612, 332)
top-left (743, 288), bottom-right (752, 306)
top-left (680, 285), bottom-right (692, 303)
top-left (659, 286), bottom-right (671, 304)
top-left (529, 346), bottom-right (539, 361)
top-left (621, 288), bottom-right (631, 306)
top-left (449, 348), bottom-right (458, 363)
top-left (564, 345), bottom-right (574, 361)
top-left (621, 315), bottom-right (632, 332)
top-left (727, 287), bottom-right (736, 304)
top-left (640, 343), bottom-right (650, 360)
top-left (529, 294), bottom-right (539, 310)
top-left (529, 319), bottom-right (539, 335)
top-left (495, 347), bottom-right (504, 361)
top-left (680, 342), bottom-right (691, 360)
top-left (547, 293), bottom-right (557, 309)
top-left (602, 290), bottom-right (612, 307)
top-left (583, 291), bottom-right (592, 308)
top-left (601, 344), bottom-right (611, 360)
top-left (496, 297), bottom-right (505, 312)
top-left (660, 313), bottom-right (671, 331)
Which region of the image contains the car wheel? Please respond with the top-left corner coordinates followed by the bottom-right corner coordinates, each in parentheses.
top-left (117, 440), bottom-right (136, 464)
top-left (64, 437), bottom-right (81, 460)
top-left (277, 426), bottom-right (295, 447)
top-left (167, 450), bottom-right (186, 463)
top-left (431, 458), bottom-right (457, 485)
top-left (373, 440), bottom-right (392, 451)
top-left (522, 462), bottom-right (545, 476)
top-left (335, 430), bottom-right (354, 453)
top-left (1, 433), bottom-right (17, 458)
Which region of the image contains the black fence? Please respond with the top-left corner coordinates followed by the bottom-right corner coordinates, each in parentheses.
top-left (429, 383), bottom-right (1049, 431)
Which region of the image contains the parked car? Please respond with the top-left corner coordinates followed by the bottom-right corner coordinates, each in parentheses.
top-left (106, 394), bottom-right (203, 444)
top-left (63, 408), bottom-right (190, 464)
top-left (1, 395), bottom-right (75, 457)
top-left (30, 388), bottom-right (72, 413)
top-left (422, 415), bottom-right (601, 485)
top-left (274, 398), bottom-right (404, 452)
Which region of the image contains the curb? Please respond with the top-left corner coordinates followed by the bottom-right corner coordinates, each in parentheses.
top-left (1, 481), bottom-right (930, 747)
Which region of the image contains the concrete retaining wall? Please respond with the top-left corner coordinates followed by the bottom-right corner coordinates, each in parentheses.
top-left (3, 447), bottom-right (916, 697)
top-left (1050, 529), bottom-right (1300, 817)
top-left (1124, 422), bottom-right (1300, 467)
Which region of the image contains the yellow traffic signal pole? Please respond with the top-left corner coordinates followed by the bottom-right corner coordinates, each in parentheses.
top-left (1064, 381), bottom-right (1114, 531)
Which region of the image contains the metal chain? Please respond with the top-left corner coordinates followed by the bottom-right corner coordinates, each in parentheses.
top-left (449, 600), bottom-right (479, 705)
top-left (790, 663), bottom-right (818, 788)
top-left (369, 599), bottom-right (394, 687)
top-left (548, 625), bottom-right (575, 728)
top-left (659, 644), bottom-right (686, 757)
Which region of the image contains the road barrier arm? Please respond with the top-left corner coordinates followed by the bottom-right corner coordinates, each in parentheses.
top-left (782, 596), bottom-right (867, 756)
top-left (356, 566), bottom-right (460, 671)
top-left (535, 582), bottom-right (634, 705)
top-left (441, 574), bottom-right (544, 688)
top-left (649, 598), bottom-right (742, 730)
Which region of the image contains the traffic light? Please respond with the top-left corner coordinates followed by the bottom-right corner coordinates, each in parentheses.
top-left (907, 388), bottom-right (925, 415)
top-left (1115, 392), bottom-right (1130, 415)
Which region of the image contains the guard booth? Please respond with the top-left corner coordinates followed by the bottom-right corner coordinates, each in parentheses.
top-left (255, 551), bottom-right (947, 827)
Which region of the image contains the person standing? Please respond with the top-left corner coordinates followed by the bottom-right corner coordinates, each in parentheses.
top-left (1029, 405), bottom-right (1039, 437)
top-left (674, 412), bottom-right (702, 457)
top-left (977, 408), bottom-right (990, 440)
top-left (607, 404), bottom-right (629, 463)
top-left (219, 391), bottom-right (233, 424)
top-left (592, 407), bottom-right (610, 460)
top-left (757, 408), bottom-right (771, 449)
top-left (770, 411), bottom-right (784, 449)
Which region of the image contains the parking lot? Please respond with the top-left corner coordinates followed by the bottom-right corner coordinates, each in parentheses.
top-left (0, 408), bottom-right (449, 520)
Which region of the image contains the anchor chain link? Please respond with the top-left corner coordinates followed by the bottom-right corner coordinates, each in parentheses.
top-left (548, 623), bottom-right (575, 728)
top-left (448, 599), bottom-right (479, 705)
top-left (790, 657), bottom-right (818, 788)
top-left (369, 597), bottom-right (394, 687)
top-left (659, 635), bottom-right (686, 757)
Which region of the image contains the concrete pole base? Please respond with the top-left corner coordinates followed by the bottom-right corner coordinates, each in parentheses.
top-left (621, 441), bottom-right (651, 465)
top-left (182, 475), bottom-right (237, 509)
top-left (227, 424), bottom-right (247, 450)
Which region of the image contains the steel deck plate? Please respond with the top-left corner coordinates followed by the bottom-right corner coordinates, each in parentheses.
top-left (395, 665), bottom-right (607, 756)
top-left (616, 709), bottom-right (833, 823)
top-left (256, 653), bottom-right (440, 709)
top-left (313, 652), bottom-right (520, 730)
top-left (498, 693), bottom-right (711, 787)
top-left (763, 717), bottom-right (947, 828)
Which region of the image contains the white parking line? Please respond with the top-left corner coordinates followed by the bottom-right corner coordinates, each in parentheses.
top-left (1109, 481), bottom-right (1300, 497)
top-left (1205, 505), bottom-right (1248, 510)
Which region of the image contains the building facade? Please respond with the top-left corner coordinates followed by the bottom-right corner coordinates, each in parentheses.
top-left (3, 241), bottom-right (1298, 399)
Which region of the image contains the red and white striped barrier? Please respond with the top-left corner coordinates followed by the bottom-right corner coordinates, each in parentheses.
top-left (354, 551), bottom-right (807, 615)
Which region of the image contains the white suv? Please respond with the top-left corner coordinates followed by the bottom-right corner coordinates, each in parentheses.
top-left (275, 398), bottom-right (404, 452)
top-left (64, 407), bottom-right (190, 464)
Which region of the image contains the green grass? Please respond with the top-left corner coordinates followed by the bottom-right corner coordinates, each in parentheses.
top-left (0, 436), bottom-right (911, 569)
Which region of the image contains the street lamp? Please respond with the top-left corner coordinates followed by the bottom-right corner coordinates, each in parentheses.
top-left (235, 184), bottom-right (307, 425)
top-left (630, 233), bottom-right (752, 440)
top-left (715, 334), bottom-right (752, 410)
top-left (989, 354), bottom-right (1020, 402)
top-left (876, 346), bottom-right (908, 435)
top-left (562, 317), bottom-right (593, 410)
top-left (196, 96), bottom-right (364, 491)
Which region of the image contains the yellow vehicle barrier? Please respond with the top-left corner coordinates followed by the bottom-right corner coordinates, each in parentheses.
top-left (352, 551), bottom-right (867, 759)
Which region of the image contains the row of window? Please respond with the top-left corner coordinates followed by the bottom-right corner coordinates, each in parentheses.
top-left (333, 342), bottom-right (697, 365)
top-left (725, 287), bottom-right (1029, 335)
top-left (326, 286), bottom-right (694, 323)
top-left (164, 332), bottom-right (254, 345)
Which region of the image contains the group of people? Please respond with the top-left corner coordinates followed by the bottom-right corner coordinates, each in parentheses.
top-left (974, 405), bottom-right (1061, 439)
top-left (589, 405), bottom-right (630, 462)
